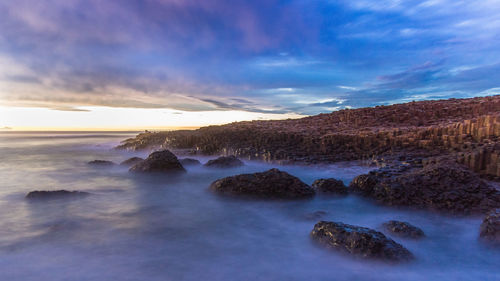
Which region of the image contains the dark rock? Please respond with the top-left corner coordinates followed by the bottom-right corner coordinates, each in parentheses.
top-left (312, 178), bottom-right (348, 195)
top-left (310, 221), bottom-right (414, 262)
top-left (382, 220), bottom-right (425, 239)
top-left (88, 160), bottom-right (115, 166)
top-left (479, 209), bottom-right (500, 244)
top-left (304, 211), bottom-right (328, 220)
top-left (180, 158), bottom-right (201, 166)
top-left (209, 168), bottom-right (314, 199)
top-left (204, 155), bottom-right (244, 168)
top-left (129, 150), bottom-right (186, 173)
top-left (349, 160), bottom-right (500, 214)
top-left (26, 190), bottom-right (89, 200)
top-left (120, 157), bottom-right (144, 167)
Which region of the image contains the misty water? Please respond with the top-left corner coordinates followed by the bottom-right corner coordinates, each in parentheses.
top-left (0, 132), bottom-right (498, 281)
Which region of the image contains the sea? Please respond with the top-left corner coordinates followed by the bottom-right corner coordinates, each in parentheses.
top-left (0, 131), bottom-right (498, 281)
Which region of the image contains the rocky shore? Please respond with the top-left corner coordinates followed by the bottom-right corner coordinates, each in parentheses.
top-left (116, 96), bottom-right (500, 179)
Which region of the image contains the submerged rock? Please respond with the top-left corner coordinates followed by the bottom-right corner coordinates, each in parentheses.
top-left (120, 157), bottom-right (144, 167)
top-left (26, 190), bottom-right (90, 200)
top-left (349, 160), bottom-right (500, 214)
top-left (382, 220), bottom-right (425, 239)
top-left (129, 150), bottom-right (186, 173)
top-left (180, 158), bottom-right (201, 166)
top-left (209, 168), bottom-right (314, 199)
top-left (479, 209), bottom-right (500, 244)
top-left (312, 178), bottom-right (347, 195)
top-left (204, 155), bottom-right (244, 168)
top-left (310, 221), bottom-right (414, 262)
top-left (88, 160), bottom-right (115, 166)
top-left (304, 211), bottom-right (328, 221)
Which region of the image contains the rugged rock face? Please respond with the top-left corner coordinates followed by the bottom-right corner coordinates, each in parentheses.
top-left (209, 168), bottom-right (315, 199)
top-left (479, 209), bottom-right (500, 244)
top-left (120, 157), bottom-right (144, 167)
top-left (310, 221), bottom-right (414, 262)
top-left (349, 160), bottom-right (500, 214)
top-left (382, 221), bottom-right (425, 239)
top-left (26, 190), bottom-right (90, 199)
top-left (204, 155), bottom-right (244, 168)
top-left (116, 96), bottom-right (500, 178)
top-left (88, 160), bottom-right (115, 166)
top-left (312, 178), bottom-right (347, 195)
top-left (129, 150), bottom-right (186, 173)
top-left (180, 158), bottom-right (201, 166)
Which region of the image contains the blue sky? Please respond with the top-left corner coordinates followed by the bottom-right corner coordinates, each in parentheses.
top-left (1, 0), bottom-right (500, 128)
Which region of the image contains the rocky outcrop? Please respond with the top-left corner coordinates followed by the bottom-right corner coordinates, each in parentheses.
top-left (88, 160), bottom-right (115, 166)
top-left (204, 156), bottom-right (244, 168)
top-left (116, 96), bottom-right (500, 178)
top-left (349, 160), bottom-right (500, 214)
top-left (310, 221), bottom-right (414, 262)
top-left (312, 178), bottom-right (347, 195)
top-left (479, 209), bottom-right (500, 244)
top-left (129, 150), bottom-right (186, 173)
top-left (179, 158), bottom-right (201, 166)
top-left (382, 221), bottom-right (425, 239)
top-left (26, 190), bottom-right (90, 199)
top-left (120, 157), bottom-right (144, 167)
top-left (209, 168), bottom-right (314, 199)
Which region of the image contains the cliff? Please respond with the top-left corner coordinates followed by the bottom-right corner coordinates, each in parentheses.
top-left (117, 95), bottom-right (500, 178)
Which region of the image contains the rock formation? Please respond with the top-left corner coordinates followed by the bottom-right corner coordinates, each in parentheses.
top-left (179, 158), bottom-right (201, 166)
top-left (88, 160), bottom-right (115, 166)
top-left (120, 157), bottom-right (144, 167)
top-left (479, 209), bottom-right (500, 244)
top-left (204, 155), bottom-right (244, 168)
top-left (311, 178), bottom-right (348, 195)
top-left (129, 150), bottom-right (186, 173)
top-left (310, 221), bottom-right (414, 262)
top-left (209, 168), bottom-right (315, 199)
top-left (26, 190), bottom-right (90, 199)
top-left (382, 220), bottom-right (425, 239)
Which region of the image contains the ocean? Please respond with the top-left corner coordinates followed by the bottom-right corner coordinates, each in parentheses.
top-left (0, 132), bottom-right (498, 281)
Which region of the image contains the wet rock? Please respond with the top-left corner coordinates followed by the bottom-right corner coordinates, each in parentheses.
top-left (129, 150), bottom-right (186, 173)
top-left (120, 157), bottom-right (144, 167)
top-left (209, 168), bottom-right (314, 199)
top-left (180, 158), bottom-right (201, 166)
top-left (382, 220), bottom-right (425, 239)
top-left (349, 160), bottom-right (500, 214)
top-left (479, 209), bottom-right (500, 244)
top-left (26, 190), bottom-right (90, 200)
top-left (310, 221), bottom-right (414, 262)
top-left (88, 160), bottom-right (115, 166)
top-left (204, 155), bottom-right (244, 168)
top-left (312, 178), bottom-right (347, 195)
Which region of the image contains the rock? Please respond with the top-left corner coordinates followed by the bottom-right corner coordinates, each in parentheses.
top-left (204, 155), bottom-right (244, 168)
top-left (310, 221), bottom-right (414, 262)
top-left (349, 160), bottom-right (500, 214)
top-left (180, 158), bottom-right (201, 166)
top-left (209, 168), bottom-right (315, 199)
top-left (312, 178), bottom-right (348, 195)
top-left (479, 209), bottom-right (500, 244)
top-left (26, 190), bottom-right (89, 200)
top-left (88, 160), bottom-right (115, 166)
top-left (120, 157), bottom-right (144, 167)
top-left (382, 220), bottom-right (425, 239)
top-left (129, 150), bottom-right (186, 173)
top-left (304, 211), bottom-right (328, 220)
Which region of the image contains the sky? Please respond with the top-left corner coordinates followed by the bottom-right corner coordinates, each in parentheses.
top-left (1, 0), bottom-right (500, 130)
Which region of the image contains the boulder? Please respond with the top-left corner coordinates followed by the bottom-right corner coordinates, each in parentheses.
top-left (26, 190), bottom-right (89, 200)
top-left (312, 178), bottom-right (347, 195)
top-left (349, 160), bottom-right (500, 214)
top-left (209, 168), bottom-right (314, 199)
top-left (88, 160), bottom-right (115, 166)
top-left (310, 221), bottom-right (414, 262)
top-left (180, 158), bottom-right (201, 166)
top-left (382, 220), bottom-right (425, 239)
top-left (120, 157), bottom-right (144, 167)
top-left (479, 209), bottom-right (500, 244)
top-left (129, 150), bottom-right (186, 173)
top-left (204, 155), bottom-right (244, 168)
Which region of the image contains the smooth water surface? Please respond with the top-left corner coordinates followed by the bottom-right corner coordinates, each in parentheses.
top-left (0, 132), bottom-right (498, 281)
